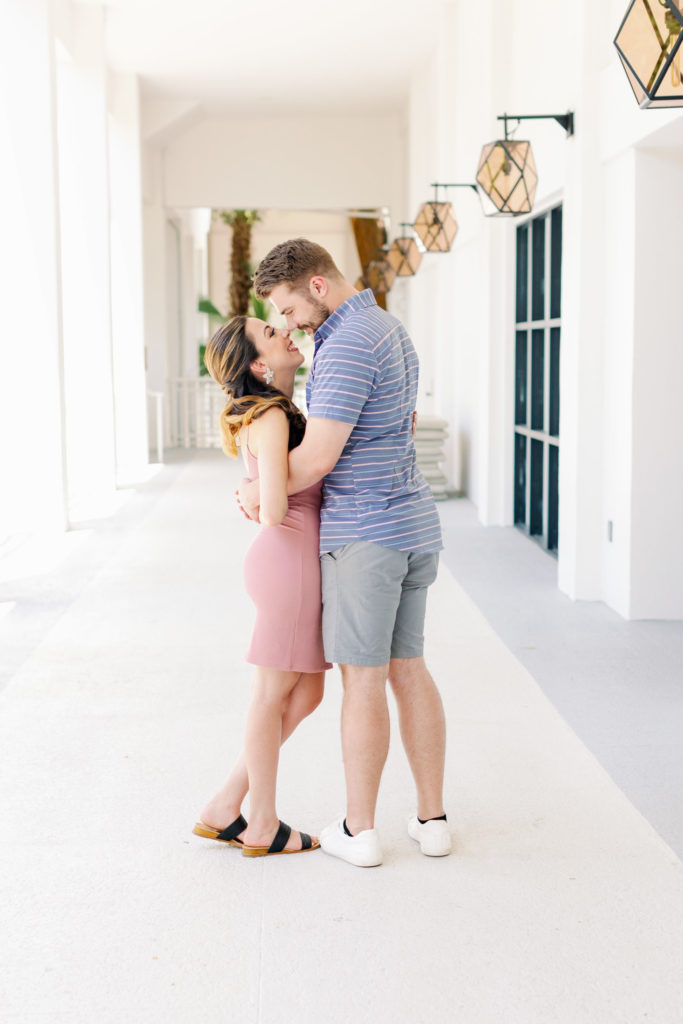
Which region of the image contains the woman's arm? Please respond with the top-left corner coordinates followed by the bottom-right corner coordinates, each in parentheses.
top-left (237, 416), bottom-right (352, 520)
top-left (248, 408), bottom-right (290, 526)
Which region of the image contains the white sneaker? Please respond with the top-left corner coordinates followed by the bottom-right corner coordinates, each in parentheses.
top-left (320, 817), bottom-right (383, 867)
top-left (408, 815), bottom-right (452, 857)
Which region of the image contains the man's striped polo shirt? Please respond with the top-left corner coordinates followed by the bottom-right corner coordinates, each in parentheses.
top-left (306, 289), bottom-right (442, 556)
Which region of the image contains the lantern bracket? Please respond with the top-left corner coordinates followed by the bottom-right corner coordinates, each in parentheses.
top-left (497, 112), bottom-right (575, 139)
top-left (429, 182), bottom-right (479, 202)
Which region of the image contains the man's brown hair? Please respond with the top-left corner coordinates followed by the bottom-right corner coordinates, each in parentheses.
top-left (253, 238), bottom-right (342, 298)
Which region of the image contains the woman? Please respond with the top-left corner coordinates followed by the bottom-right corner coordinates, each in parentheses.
top-left (193, 316), bottom-right (329, 856)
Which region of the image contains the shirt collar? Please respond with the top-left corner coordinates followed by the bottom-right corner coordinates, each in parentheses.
top-left (313, 289), bottom-right (377, 348)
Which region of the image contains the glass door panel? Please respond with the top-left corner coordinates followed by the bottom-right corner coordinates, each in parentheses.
top-left (513, 205), bottom-right (562, 554)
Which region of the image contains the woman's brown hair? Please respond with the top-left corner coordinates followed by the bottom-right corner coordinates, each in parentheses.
top-left (204, 315), bottom-right (306, 458)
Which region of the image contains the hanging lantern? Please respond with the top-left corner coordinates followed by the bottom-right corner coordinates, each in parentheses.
top-left (614, 0), bottom-right (683, 108)
top-left (387, 223), bottom-right (423, 276)
top-left (364, 253), bottom-right (396, 294)
top-left (413, 187), bottom-right (459, 252)
top-left (475, 138), bottom-right (538, 216)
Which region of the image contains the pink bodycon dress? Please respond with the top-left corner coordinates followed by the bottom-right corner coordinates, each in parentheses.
top-left (242, 439), bottom-right (331, 674)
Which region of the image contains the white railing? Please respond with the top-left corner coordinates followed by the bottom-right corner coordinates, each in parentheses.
top-left (147, 390), bottom-right (165, 462)
top-left (168, 377), bottom-right (224, 450)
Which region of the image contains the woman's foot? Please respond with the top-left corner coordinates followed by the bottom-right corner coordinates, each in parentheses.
top-left (192, 814), bottom-right (247, 846)
top-left (241, 823), bottom-right (319, 856)
top-left (241, 819), bottom-right (318, 853)
top-left (199, 797), bottom-right (246, 837)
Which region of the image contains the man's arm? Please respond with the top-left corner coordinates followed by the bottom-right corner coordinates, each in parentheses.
top-left (286, 416), bottom-right (353, 494)
top-left (237, 416), bottom-right (353, 519)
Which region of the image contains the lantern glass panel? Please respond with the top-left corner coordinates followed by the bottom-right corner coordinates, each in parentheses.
top-left (413, 201), bottom-right (458, 252)
top-left (614, 0), bottom-right (683, 108)
top-left (476, 140), bottom-right (538, 216)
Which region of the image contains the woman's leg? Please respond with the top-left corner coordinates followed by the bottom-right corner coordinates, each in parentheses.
top-left (241, 667), bottom-right (321, 850)
top-left (199, 670), bottom-right (325, 837)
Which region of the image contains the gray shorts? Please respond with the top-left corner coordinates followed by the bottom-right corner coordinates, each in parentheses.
top-left (320, 540), bottom-right (439, 667)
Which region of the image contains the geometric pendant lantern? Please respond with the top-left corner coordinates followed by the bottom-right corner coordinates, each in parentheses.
top-left (614, 0), bottom-right (683, 108)
top-left (413, 196), bottom-right (458, 253)
top-left (364, 252), bottom-right (397, 294)
top-left (387, 223), bottom-right (423, 275)
top-left (354, 269), bottom-right (370, 292)
top-left (475, 139), bottom-right (538, 217)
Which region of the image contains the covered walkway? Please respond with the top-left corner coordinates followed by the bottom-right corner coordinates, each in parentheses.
top-left (1, 451), bottom-right (681, 1022)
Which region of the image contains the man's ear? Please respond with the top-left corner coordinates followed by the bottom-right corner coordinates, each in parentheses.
top-left (309, 275), bottom-right (328, 298)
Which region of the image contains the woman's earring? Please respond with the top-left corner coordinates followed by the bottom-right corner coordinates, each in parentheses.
top-left (265, 367), bottom-right (274, 385)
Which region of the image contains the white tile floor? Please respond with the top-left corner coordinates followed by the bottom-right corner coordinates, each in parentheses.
top-left (1, 450), bottom-right (682, 1023)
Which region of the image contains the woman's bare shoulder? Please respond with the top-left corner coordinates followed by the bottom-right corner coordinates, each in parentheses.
top-left (246, 406), bottom-right (288, 455)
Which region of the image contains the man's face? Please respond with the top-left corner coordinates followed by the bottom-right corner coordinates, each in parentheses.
top-left (268, 281), bottom-right (331, 336)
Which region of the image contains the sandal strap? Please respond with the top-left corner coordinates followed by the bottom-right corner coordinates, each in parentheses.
top-left (216, 814), bottom-right (248, 842)
top-left (268, 820), bottom-right (292, 853)
top-left (300, 832), bottom-right (312, 850)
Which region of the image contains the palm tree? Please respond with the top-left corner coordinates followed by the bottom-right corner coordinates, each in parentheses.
top-left (218, 209), bottom-right (261, 316)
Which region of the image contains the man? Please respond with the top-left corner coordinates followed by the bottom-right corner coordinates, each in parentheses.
top-left (241, 238), bottom-right (450, 867)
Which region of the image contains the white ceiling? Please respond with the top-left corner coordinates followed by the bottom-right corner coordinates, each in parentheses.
top-left (85, 0), bottom-right (448, 116)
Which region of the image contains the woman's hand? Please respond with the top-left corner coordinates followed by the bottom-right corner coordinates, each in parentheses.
top-left (236, 477), bottom-right (261, 521)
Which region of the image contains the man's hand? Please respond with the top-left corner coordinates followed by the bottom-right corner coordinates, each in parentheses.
top-left (236, 477), bottom-right (260, 521)
top-left (412, 410), bottom-right (418, 438)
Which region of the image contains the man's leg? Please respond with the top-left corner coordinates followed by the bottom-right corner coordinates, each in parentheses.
top-left (388, 656), bottom-right (446, 821)
top-left (320, 542), bottom-right (406, 866)
top-left (340, 663), bottom-right (390, 835)
top-left (387, 552), bottom-right (450, 856)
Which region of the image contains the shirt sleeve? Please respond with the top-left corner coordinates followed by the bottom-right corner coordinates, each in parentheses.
top-left (307, 329), bottom-right (380, 426)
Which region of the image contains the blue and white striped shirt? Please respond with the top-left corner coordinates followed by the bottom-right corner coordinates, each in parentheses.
top-left (306, 290), bottom-right (442, 555)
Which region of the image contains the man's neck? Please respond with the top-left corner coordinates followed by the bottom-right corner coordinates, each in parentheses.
top-left (326, 279), bottom-right (358, 314)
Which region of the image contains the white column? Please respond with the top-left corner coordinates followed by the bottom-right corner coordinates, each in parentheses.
top-left (628, 148), bottom-right (683, 618)
top-left (556, 0), bottom-right (606, 601)
top-left (598, 148), bottom-right (636, 618)
top-left (54, 4), bottom-right (117, 518)
top-left (0, 0), bottom-right (67, 536)
top-left (142, 147), bottom-right (168, 395)
top-left (108, 71), bottom-right (149, 482)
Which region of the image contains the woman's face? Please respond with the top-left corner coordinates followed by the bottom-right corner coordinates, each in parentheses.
top-left (245, 317), bottom-right (304, 375)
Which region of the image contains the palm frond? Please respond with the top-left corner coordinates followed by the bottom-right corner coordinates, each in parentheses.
top-left (198, 297), bottom-right (226, 321)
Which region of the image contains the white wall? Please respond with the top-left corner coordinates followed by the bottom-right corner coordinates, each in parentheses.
top-left (163, 113), bottom-right (406, 220)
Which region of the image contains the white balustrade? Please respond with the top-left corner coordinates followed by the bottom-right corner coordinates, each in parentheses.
top-left (168, 377), bottom-right (224, 450)
top-left (147, 390), bottom-right (165, 463)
